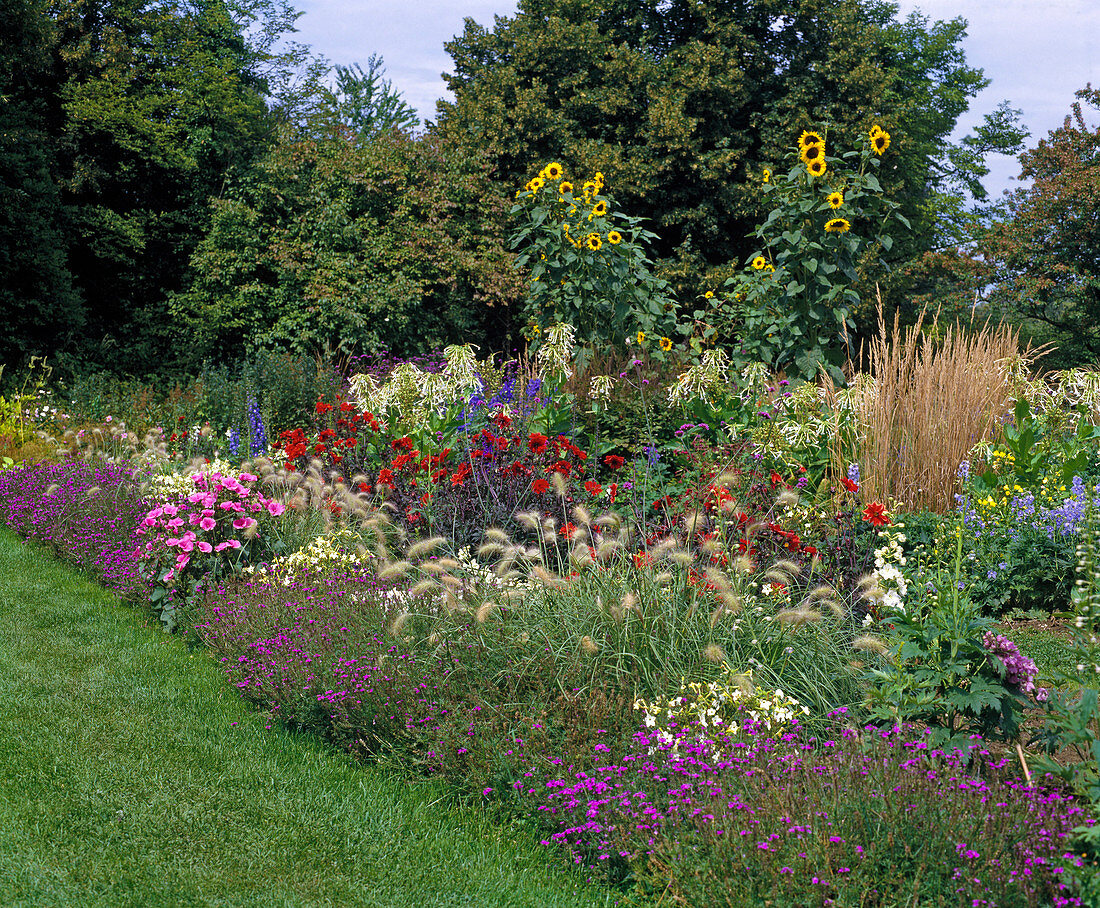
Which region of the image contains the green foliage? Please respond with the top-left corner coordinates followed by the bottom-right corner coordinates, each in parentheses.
top-left (1032, 505), bottom-right (1100, 811)
top-left (437, 0), bottom-right (998, 316)
top-left (708, 128), bottom-right (908, 382)
top-left (312, 55), bottom-right (419, 138)
top-left (510, 164), bottom-right (678, 352)
top-left (865, 529), bottom-right (1031, 750)
top-left (172, 125), bottom-right (523, 362)
top-left (984, 86), bottom-right (1100, 365)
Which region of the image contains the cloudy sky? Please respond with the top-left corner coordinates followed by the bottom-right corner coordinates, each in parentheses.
top-left (292, 0), bottom-right (1100, 197)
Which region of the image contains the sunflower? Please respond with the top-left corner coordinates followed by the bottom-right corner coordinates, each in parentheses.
top-left (799, 130), bottom-right (824, 148)
top-left (800, 143), bottom-right (824, 165)
top-left (871, 130), bottom-right (891, 155)
top-left (659, 336), bottom-right (673, 351)
top-left (592, 200), bottom-right (607, 217)
top-left (543, 162), bottom-right (563, 180)
top-left (826, 191), bottom-right (844, 209)
top-left (582, 180), bottom-right (598, 196)
top-left (559, 181), bottom-right (573, 195)
top-left (636, 331), bottom-right (646, 345)
top-left (762, 168), bottom-right (771, 184)
top-left (530, 176), bottom-right (545, 192)
top-left (586, 233), bottom-right (602, 251)
top-left (806, 159), bottom-right (827, 178)
top-left (824, 218), bottom-right (851, 234)
top-left (752, 255), bottom-right (766, 270)
top-left (704, 290), bottom-right (714, 299)
top-left (869, 124), bottom-right (884, 139)
top-left (607, 230), bottom-right (622, 244)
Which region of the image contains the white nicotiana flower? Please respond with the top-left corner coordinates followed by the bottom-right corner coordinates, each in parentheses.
top-left (443, 344), bottom-right (482, 395)
top-left (588, 374), bottom-right (615, 402)
top-left (537, 323), bottom-right (576, 379)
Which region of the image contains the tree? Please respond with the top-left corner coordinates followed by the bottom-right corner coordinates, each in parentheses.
top-left (984, 86), bottom-right (1100, 366)
top-left (170, 126), bottom-right (524, 363)
top-left (313, 55), bottom-right (420, 139)
top-left (0, 0), bottom-right (83, 368)
top-left (435, 0), bottom-right (1021, 340)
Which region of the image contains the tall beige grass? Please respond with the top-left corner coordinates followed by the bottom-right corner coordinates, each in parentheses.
top-left (827, 304), bottom-right (1035, 514)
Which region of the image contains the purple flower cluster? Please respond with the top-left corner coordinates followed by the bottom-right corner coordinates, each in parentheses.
top-left (523, 715), bottom-right (1092, 905)
top-left (0, 461), bottom-right (151, 601)
top-left (983, 631), bottom-right (1049, 702)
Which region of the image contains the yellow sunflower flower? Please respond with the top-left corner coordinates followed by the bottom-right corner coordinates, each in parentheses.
top-left (543, 162), bottom-right (563, 180)
top-left (607, 230), bottom-right (622, 244)
top-left (530, 176), bottom-right (545, 191)
top-left (800, 143), bottom-right (824, 165)
top-left (765, 263), bottom-right (775, 273)
top-left (869, 124), bottom-right (884, 139)
top-left (762, 168), bottom-right (771, 184)
top-left (559, 181), bottom-right (573, 195)
top-left (824, 218), bottom-right (851, 234)
top-left (586, 233), bottom-right (602, 251)
top-left (582, 180), bottom-right (598, 197)
top-left (752, 255), bottom-right (766, 270)
top-left (592, 200), bottom-right (607, 217)
top-left (660, 336), bottom-right (673, 351)
top-left (871, 130), bottom-right (891, 155)
top-left (636, 331), bottom-right (646, 345)
top-left (806, 158), bottom-right (827, 178)
top-left (798, 130), bottom-right (824, 150)
top-left (704, 290), bottom-right (714, 299)
top-left (827, 191), bottom-right (844, 209)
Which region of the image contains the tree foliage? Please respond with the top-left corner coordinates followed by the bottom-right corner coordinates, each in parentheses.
top-left (435, 0), bottom-right (1020, 337)
top-left (983, 86), bottom-right (1100, 366)
top-left (170, 126), bottom-right (524, 363)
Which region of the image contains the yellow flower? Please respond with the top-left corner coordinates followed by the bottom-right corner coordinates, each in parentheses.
top-left (824, 217), bottom-right (850, 234)
top-left (871, 129), bottom-right (891, 155)
top-left (800, 143), bottom-right (824, 166)
top-left (559, 181), bottom-right (573, 195)
top-left (592, 200), bottom-right (607, 217)
top-left (530, 176), bottom-right (545, 191)
top-left (607, 230), bottom-right (622, 244)
top-left (826, 191), bottom-right (844, 209)
top-left (524, 181), bottom-right (535, 193)
top-left (806, 158), bottom-right (827, 178)
top-left (762, 168), bottom-right (771, 184)
top-left (869, 124), bottom-right (884, 139)
top-left (660, 336), bottom-right (672, 351)
top-left (543, 162), bottom-right (563, 180)
top-left (582, 180), bottom-right (598, 196)
top-left (798, 130), bottom-right (824, 150)
top-left (636, 331), bottom-right (646, 345)
top-left (765, 263), bottom-right (775, 273)
top-left (704, 290), bottom-right (714, 299)
top-left (586, 233), bottom-right (602, 251)
top-left (752, 255), bottom-right (766, 270)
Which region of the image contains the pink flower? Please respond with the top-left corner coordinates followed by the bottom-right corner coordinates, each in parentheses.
top-left (219, 500), bottom-right (243, 512)
top-left (166, 517), bottom-right (184, 529)
top-left (238, 472), bottom-right (257, 483)
top-left (214, 539), bottom-right (241, 552)
top-left (266, 499), bottom-right (285, 517)
top-left (233, 516), bottom-right (256, 531)
top-left (175, 553), bottom-right (190, 569)
top-left (196, 540), bottom-right (213, 554)
top-left (178, 538), bottom-right (195, 552)
top-left (199, 516), bottom-right (216, 532)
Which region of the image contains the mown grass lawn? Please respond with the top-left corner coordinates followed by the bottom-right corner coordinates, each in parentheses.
top-left (0, 528), bottom-right (610, 908)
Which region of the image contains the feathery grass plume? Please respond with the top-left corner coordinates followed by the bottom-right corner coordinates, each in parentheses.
top-left (852, 634), bottom-right (889, 655)
top-left (771, 558), bottom-right (802, 578)
top-left (417, 561), bottom-right (449, 576)
top-left (704, 567), bottom-right (734, 595)
top-left (540, 517), bottom-right (557, 540)
top-left (407, 536), bottom-right (446, 560)
top-left (44, 484), bottom-right (59, 497)
top-left (702, 643), bottom-right (728, 665)
top-left (595, 539), bottom-right (621, 561)
top-left (580, 635), bottom-right (600, 655)
top-left (516, 631), bottom-right (531, 645)
top-left (650, 537), bottom-right (678, 560)
top-left (621, 591), bottom-right (640, 617)
top-left (435, 557), bottom-right (460, 571)
top-left (551, 471), bottom-right (568, 498)
top-left (595, 513), bottom-right (622, 530)
top-left (438, 574), bottom-right (465, 593)
top-left (670, 549), bottom-right (694, 566)
top-left (379, 560), bottom-right (412, 580)
top-left (827, 297), bottom-right (1037, 513)
top-left (776, 607), bottom-right (822, 626)
top-left (858, 574), bottom-right (885, 603)
top-left (475, 601), bottom-right (497, 624)
top-left (572, 505), bottom-right (592, 528)
top-left (569, 543), bottom-right (594, 568)
top-left (515, 510), bottom-right (542, 531)
top-left (734, 555), bottom-right (755, 574)
top-left (409, 579), bottom-right (439, 598)
top-left (681, 510), bottom-right (706, 537)
top-left (533, 565), bottom-right (569, 589)
top-left (482, 527), bottom-right (511, 544)
top-left (389, 611), bottom-right (411, 638)
top-left (242, 521), bottom-right (260, 540)
top-left (775, 489), bottom-right (800, 509)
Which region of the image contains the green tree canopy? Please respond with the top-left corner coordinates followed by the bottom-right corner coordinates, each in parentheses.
top-left (170, 125), bottom-right (524, 363)
top-left (435, 0), bottom-right (1019, 339)
top-left (983, 86), bottom-right (1100, 366)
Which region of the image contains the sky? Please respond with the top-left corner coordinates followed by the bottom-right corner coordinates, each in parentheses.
top-left (292, 0), bottom-right (1100, 198)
